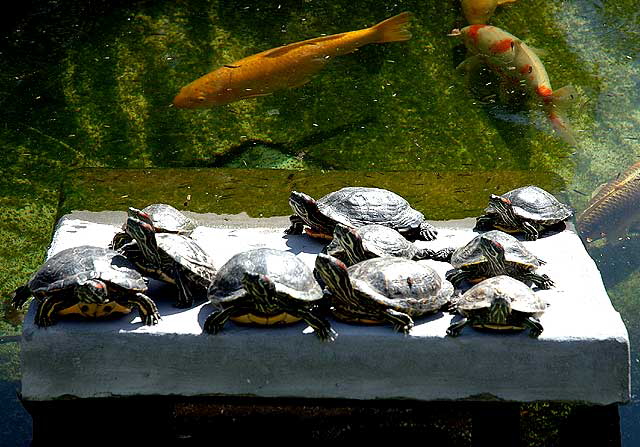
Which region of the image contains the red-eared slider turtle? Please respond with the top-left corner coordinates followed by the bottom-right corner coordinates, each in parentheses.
top-left (204, 248), bottom-right (335, 341)
top-left (314, 253), bottom-right (454, 333)
top-left (447, 275), bottom-right (547, 337)
top-left (125, 208), bottom-right (216, 308)
top-left (10, 245), bottom-right (159, 327)
top-left (111, 203), bottom-right (198, 251)
top-left (475, 186), bottom-right (573, 240)
top-left (326, 224), bottom-right (454, 266)
top-left (446, 230), bottom-right (553, 289)
top-left (285, 187), bottom-right (437, 241)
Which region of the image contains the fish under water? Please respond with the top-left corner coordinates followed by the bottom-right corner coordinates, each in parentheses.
top-left (577, 161), bottom-right (640, 244)
top-left (173, 12), bottom-right (413, 109)
top-left (451, 24), bottom-right (579, 147)
top-left (461, 0), bottom-right (516, 25)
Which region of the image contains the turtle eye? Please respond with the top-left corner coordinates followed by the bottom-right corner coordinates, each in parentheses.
top-left (81, 305), bottom-right (89, 312)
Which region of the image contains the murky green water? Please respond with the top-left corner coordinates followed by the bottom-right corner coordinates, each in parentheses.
top-left (1, 0), bottom-right (638, 444)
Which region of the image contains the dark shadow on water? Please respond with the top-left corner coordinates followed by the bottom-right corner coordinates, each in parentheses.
top-left (0, 380), bottom-right (32, 446)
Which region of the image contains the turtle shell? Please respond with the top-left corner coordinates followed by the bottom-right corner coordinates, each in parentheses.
top-left (494, 186), bottom-right (572, 223)
top-left (450, 230), bottom-right (541, 270)
top-left (209, 248), bottom-right (322, 305)
top-left (29, 246), bottom-right (146, 295)
top-left (327, 224), bottom-right (418, 262)
top-left (141, 203), bottom-right (198, 234)
top-left (456, 275), bottom-right (547, 317)
top-left (318, 187), bottom-right (426, 232)
top-left (154, 233), bottom-right (216, 282)
top-left (347, 257), bottom-right (453, 314)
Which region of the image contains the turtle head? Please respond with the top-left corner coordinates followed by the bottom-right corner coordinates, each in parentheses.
top-left (125, 215), bottom-right (163, 267)
top-left (488, 296), bottom-right (512, 325)
top-left (314, 254), bottom-right (357, 307)
top-left (478, 236), bottom-right (506, 271)
top-left (333, 224), bottom-right (365, 265)
top-left (288, 191), bottom-right (321, 226)
top-left (487, 194), bottom-right (512, 213)
top-left (75, 279), bottom-right (109, 304)
top-left (242, 272), bottom-right (278, 311)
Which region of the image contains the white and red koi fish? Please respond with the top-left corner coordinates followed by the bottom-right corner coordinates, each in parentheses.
top-left (461, 0), bottom-right (516, 25)
top-left (173, 12), bottom-right (413, 108)
top-left (451, 25), bottom-right (578, 146)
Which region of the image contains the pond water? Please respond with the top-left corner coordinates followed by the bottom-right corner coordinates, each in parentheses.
top-left (0, 0), bottom-right (638, 444)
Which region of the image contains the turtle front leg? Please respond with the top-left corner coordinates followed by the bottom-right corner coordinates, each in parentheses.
top-left (285, 306), bottom-right (337, 342)
top-left (446, 316), bottom-right (469, 337)
top-left (34, 296), bottom-right (73, 327)
top-left (126, 293), bottom-right (160, 326)
top-left (445, 269), bottom-right (470, 289)
top-left (521, 221), bottom-right (540, 241)
top-left (383, 308), bottom-right (414, 334)
top-left (418, 222), bottom-right (438, 241)
top-left (524, 272), bottom-right (554, 290)
top-left (523, 316), bottom-right (543, 338)
top-left (10, 285), bottom-right (32, 309)
top-left (474, 215), bottom-right (495, 231)
top-left (203, 305), bottom-right (239, 334)
top-left (284, 215), bottom-right (305, 235)
top-left (172, 264), bottom-right (194, 308)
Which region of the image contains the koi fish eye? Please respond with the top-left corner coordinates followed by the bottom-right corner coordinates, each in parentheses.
top-left (197, 96), bottom-right (206, 103)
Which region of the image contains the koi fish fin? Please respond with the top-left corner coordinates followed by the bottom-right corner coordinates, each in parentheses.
top-left (456, 54), bottom-right (483, 73)
top-left (553, 85), bottom-right (579, 110)
top-left (527, 45), bottom-right (548, 58)
top-left (262, 34), bottom-right (345, 58)
top-left (371, 11), bottom-right (413, 43)
top-left (288, 77), bottom-right (313, 89)
top-left (497, 0), bottom-right (517, 5)
top-left (240, 92), bottom-right (273, 99)
top-left (548, 110), bottom-right (578, 147)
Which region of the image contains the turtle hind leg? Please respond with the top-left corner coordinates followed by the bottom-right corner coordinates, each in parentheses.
top-left (523, 272), bottom-right (554, 290)
top-left (126, 293), bottom-right (160, 326)
top-left (414, 247), bottom-right (454, 263)
top-left (383, 308), bottom-right (414, 334)
top-left (524, 316), bottom-right (543, 337)
top-left (10, 285), bottom-right (32, 308)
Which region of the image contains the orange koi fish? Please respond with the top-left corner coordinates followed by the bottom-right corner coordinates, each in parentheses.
top-left (451, 25), bottom-right (578, 146)
top-left (173, 12), bottom-right (413, 109)
top-left (461, 0), bottom-right (516, 25)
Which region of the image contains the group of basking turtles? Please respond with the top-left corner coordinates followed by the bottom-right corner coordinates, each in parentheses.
top-left (10, 184), bottom-right (572, 341)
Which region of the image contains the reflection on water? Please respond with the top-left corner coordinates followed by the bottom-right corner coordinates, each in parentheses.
top-left (0, 0), bottom-right (639, 444)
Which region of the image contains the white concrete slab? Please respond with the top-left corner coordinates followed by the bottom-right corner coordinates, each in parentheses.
top-left (20, 212), bottom-right (630, 405)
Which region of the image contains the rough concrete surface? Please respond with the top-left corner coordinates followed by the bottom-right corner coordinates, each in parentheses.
top-left (20, 212), bottom-right (630, 404)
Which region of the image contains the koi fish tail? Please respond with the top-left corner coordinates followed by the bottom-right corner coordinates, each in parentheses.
top-left (372, 12), bottom-right (413, 43)
top-left (547, 85), bottom-right (579, 147)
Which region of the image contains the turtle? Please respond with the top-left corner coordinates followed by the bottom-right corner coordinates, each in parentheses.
top-left (325, 223), bottom-right (454, 266)
top-left (285, 187), bottom-right (437, 241)
top-left (446, 230), bottom-right (554, 290)
top-left (474, 186), bottom-right (573, 241)
top-left (124, 208), bottom-right (216, 308)
top-left (314, 253), bottom-right (454, 334)
top-left (203, 248), bottom-right (336, 341)
top-left (446, 275), bottom-right (547, 337)
top-left (111, 203), bottom-right (198, 251)
top-left (10, 245), bottom-right (160, 327)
